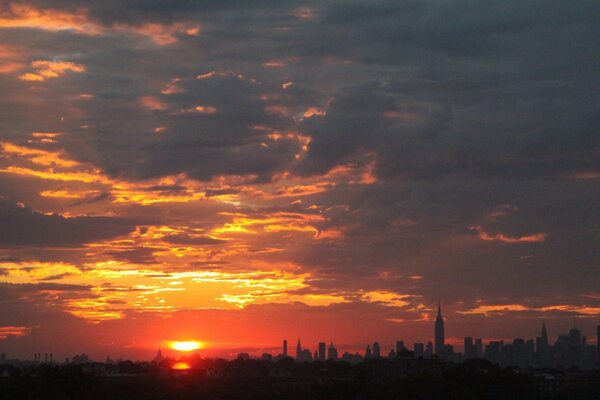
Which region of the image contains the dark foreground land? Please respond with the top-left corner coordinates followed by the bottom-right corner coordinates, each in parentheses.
top-left (1, 358), bottom-right (599, 400)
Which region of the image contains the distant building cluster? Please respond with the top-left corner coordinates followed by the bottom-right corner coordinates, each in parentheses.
top-left (1, 303), bottom-right (599, 371)
top-left (259, 304), bottom-right (600, 369)
top-left (466, 322), bottom-right (599, 369)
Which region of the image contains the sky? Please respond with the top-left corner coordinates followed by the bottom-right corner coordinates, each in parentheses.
top-left (0, 0), bottom-right (599, 361)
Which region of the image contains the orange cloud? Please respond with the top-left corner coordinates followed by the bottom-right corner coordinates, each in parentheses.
top-left (294, 7), bottom-right (315, 20)
top-left (0, 4), bottom-right (101, 34)
top-left (0, 61), bottom-right (23, 74)
top-left (127, 22), bottom-right (199, 46)
top-left (28, 132), bottom-right (64, 144)
top-left (1, 141), bottom-right (80, 167)
top-left (139, 96), bottom-right (169, 111)
top-left (19, 60), bottom-right (86, 82)
top-left (196, 71), bottom-right (216, 79)
top-left (487, 204), bottom-right (518, 220)
top-left (566, 170), bottom-right (600, 180)
top-left (460, 304), bottom-right (530, 314)
top-left (261, 61), bottom-right (286, 68)
top-left (161, 78), bottom-right (184, 95)
top-left (461, 303), bottom-right (600, 316)
top-left (0, 141), bottom-right (227, 205)
top-left (192, 105), bottom-right (217, 114)
top-left (0, 4), bottom-right (199, 45)
top-left (0, 326), bottom-right (31, 340)
top-left (471, 226), bottom-right (546, 243)
top-left (0, 44), bottom-right (24, 74)
top-left (303, 107), bottom-right (326, 118)
top-left (213, 212), bottom-right (325, 238)
top-left (262, 183), bottom-right (333, 199)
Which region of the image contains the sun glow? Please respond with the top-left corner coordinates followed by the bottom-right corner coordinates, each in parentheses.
top-left (171, 362), bottom-right (191, 370)
top-left (169, 341), bottom-right (203, 352)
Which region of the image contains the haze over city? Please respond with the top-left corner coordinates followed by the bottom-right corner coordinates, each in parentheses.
top-left (0, 0), bottom-right (599, 363)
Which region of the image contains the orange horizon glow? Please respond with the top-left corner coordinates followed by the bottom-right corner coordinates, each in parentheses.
top-left (168, 341), bottom-right (203, 352)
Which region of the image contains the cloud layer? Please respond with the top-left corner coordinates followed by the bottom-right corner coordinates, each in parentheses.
top-left (0, 0), bottom-right (598, 359)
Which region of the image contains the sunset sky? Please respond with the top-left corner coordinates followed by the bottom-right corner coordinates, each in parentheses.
top-left (0, 0), bottom-right (599, 361)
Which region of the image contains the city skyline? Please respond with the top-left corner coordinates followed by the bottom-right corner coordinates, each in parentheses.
top-left (0, 0), bottom-right (599, 362)
top-left (1, 322), bottom-right (599, 377)
top-left (1, 303), bottom-right (598, 365)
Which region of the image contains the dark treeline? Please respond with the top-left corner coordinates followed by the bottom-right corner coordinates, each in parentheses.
top-left (1, 358), bottom-right (599, 400)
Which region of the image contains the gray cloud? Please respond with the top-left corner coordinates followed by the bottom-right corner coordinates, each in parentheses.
top-left (0, 200), bottom-right (136, 247)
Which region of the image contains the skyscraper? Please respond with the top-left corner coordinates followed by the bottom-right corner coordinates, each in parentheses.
top-left (536, 322), bottom-right (549, 366)
top-left (296, 338), bottom-right (302, 360)
top-left (373, 342), bottom-right (381, 358)
top-left (464, 337), bottom-right (475, 359)
top-left (318, 342), bottom-right (326, 361)
top-left (327, 341), bottom-right (338, 361)
top-left (435, 301), bottom-right (445, 358)
top-left (414, 343), bottom-right (424, 358)
top-left (283, 339), bottom-right (288, 357)
top-left (541, 322), bottom-right (548, 345)
top-left (396, 340), bottom-right (405, 354)
top-left (475, 338), bottom-right (483, 358)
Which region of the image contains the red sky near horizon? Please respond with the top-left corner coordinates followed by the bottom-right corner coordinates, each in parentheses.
top-left (0, 1), bottom-right (599, 361)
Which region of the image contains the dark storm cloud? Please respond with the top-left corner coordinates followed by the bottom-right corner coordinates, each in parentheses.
top-left (296, 76), bottom-right (599, 180)
top-left (3, 0), bottom-right (597, 184)
top-left (135, 74), bottom-right (302, 181)
top-left (0, 200), bottom-right (136, 247)
top-left (56, 71), bottom-right (306, 182)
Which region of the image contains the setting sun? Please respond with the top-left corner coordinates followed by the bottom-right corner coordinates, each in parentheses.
top-left (168, 341), bottom-right (203, 352)
top-left (171, 362), bottom-right (191, 370)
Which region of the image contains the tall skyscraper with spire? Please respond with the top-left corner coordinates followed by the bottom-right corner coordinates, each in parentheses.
top-left (541, 322), bottom-right (548, 346)
top-left (434, 301), bottom-right (445, 358)
top-left (536, 322), bottom-right (549, 366)
top-left (296, 338), bottom-right (302, 360)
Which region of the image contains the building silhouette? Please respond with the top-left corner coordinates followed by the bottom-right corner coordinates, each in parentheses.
top-left (413, 343), bottom-right (424, 358)
top-left (536, 322), bottom-right (550, 366)
top-left (296, 338), bottom-right (312, 362)
top-left (152, 348), bottom-right (164, 363)
top-left (318, 342), bottom-right (326, 361)
top-left (372, 342), bottom-right (381, 358)
top-left (365, 344), bottom-right (372, 359)
top-left (283, 339), bottom-right (288, 357)
top-left (475, 338), bottom-right (483, 358)
top-left (434, 301), bottom-right (445, 358)
top-left (425, 341), bottom-right (433, 358)
top-left (464, 337), bottom-right (475, 359)
top-left (327, 341), bottom-right (338, 360)
top-left (395, 340), bottom-right (406, 354)
top-left (296, 338), bottom-right (302, 360)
